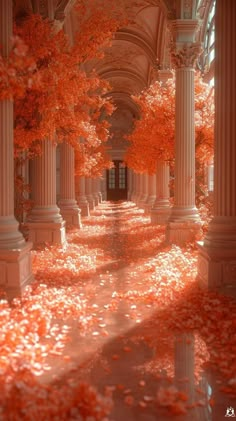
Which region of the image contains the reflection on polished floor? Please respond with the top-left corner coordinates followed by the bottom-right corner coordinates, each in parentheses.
top-left (1, 202), bottom-right (235, 420)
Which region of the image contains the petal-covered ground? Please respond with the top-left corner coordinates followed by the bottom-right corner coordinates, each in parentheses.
top-left (0, 201), bottom-right (235, 420)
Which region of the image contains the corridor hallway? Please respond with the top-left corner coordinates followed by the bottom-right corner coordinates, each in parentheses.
top-left (0, 201), bottom-right (235, 420)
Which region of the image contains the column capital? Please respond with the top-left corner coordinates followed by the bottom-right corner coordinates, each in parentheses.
top-left (170, 19), bottom-right (200, 43)
top-left (170, 41), bottom-right (202, 69)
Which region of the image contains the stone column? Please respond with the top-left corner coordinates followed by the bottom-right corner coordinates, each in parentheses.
top-left (0, 0), bottom-right (33, 299)
top-left (76, 176), bottom-right (90, 217)
top-left (144, 174), bottom-right (156, 214)
top-left (27, 140), bottom-right (66, 244)
top-left (131, 172), bottom-right (137, 202)
top-left (92, 179), bottom-right (99, 206)
top-left (58, 142), bottom-right (81, 227)
top-left (130, 170), bottom-right (136, 202)
top-left (136, 174), bottom-right (142, 206)
top-left (97, 178), bottom-right (102, 203)
top-left (150, 69), bottom-right (173, 223)
top-left (198, 0), bottom-right (236, 294)
top-left (139, 173), bottom-right (149, 209)
top-left (137, 174), bottom-right (145, 207)
top-left (135, 173), bottom-right (142, 205)
top-left (166, 20), bottom-right (202, 244)
top-left (101, 170), bottom-right (107, 201)
top-left (151, 161), bottom-right (171, 224)
top-left (127, 168), bottom-right (133, 201)
top-left (85, 178), bottom-right (95, 211)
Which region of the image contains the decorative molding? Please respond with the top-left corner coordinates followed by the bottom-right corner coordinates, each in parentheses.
top-left (170, 19), bottom-right (200, 42)
top-left (170, 42), bottom-right (202, 68)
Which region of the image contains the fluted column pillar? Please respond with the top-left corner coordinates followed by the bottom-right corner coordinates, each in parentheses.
top-left (101, 170), bottom-right (106, 201)
top-left (138, 174), bottom-right (145, 207)
top-left (131, 172), bottom-right (137, 202)
top-left (92, 179), bottom-right (99, 206)
top-left (136, 174), bottom-right (142, 205)
top-left (139, 173), bottom-right (149, 209)
top-left (144, 174), bottom-right (156, 214)
top-left (85, 178), bottom-right (95, 211)
top-left (97, 178), bottom-right (102, 203)
top-left (151, 161), bottom-right (171, 224)
top-left (76, 176), bottom-right (90, 217)
top-left (127, 168), bottom-right (133, 201)
top-left (166, 20), bottom-right (202, 244)
top-left (198, 0), bottom-right (236, 293)
top-left (58, 142), bottom-right (81, 227)
top-left (0, 0), bottom-right (33, 299)
top-left (136, 174), bottom-right (143, 206)
top-left (130, 172), bottom-right (135, 201)
top-left (27, 140), bottom-right (66, 244)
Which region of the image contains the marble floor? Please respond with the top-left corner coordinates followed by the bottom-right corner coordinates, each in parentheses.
top-left (1, 201), bottom-right (235, 420)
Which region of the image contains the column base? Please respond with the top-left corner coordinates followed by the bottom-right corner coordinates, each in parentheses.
top-left (98, 192), bottom-right (102, 203)
top-left (77, 200), bottom-right (90, 217)
top-left (27, 221), bottom-right (66, 245)
top-left (0, 242), bottom-right (34, 301)
top-left (86, 197), bottom-right (95, 211)
top-left (101, 191), bottom-right (106, 201)
top-left (151, 207), bottom-right (171, 225)
top-left (60, 208), bottom-right (82, 228)
top-left (138, 196), bottom-right (148, 209)
top-left (197, 241), bottom-right (236, 297)
top-left (134, 194), bottom-right (141, 204)
top-left (93, 195), bottom-right (99, 206)
top-left (0, 216), bottom-right (29, 249)
top-left (144, 204), bottom-right (152, 214)
top-left (144, 197), bottom-right (156, 214)
top-left (166, 220), bottom-right (202, 245)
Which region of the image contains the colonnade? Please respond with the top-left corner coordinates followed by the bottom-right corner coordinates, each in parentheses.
top-left (129, 0), bottom-right (236, 293)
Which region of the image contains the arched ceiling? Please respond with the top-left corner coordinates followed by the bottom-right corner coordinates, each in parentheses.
top-left (74, 2), bottom-right (169, 152)
top-left (82, 4), bottom-right (168, 98)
